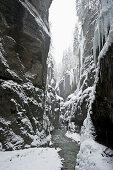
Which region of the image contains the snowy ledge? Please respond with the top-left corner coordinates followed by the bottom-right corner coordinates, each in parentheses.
top-left (75, 139), bottom-right (113, 170)
top-left (75, 114), bottom-right (113, 170)
top-left (0, 147), bottom-right (62, 170)
top-left (65, 131), bottom-right (80, 144)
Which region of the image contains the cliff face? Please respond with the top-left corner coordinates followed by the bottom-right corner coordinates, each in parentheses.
top-left (71, 0), bottom-right (113, 150)
top-left (59, 0), bottom-right (100, 132)
top-left (56, 69), bottom-right (77, 100)
top-left (91, 0), bottom-right (113, 149)
top-left (92, 42), bottom-right (113, 149)
top-left (0, 0), bottom-right (52, 150)
top-left (60, 0), bottom-right (113, 150)
top-left (72, 0), bottom-right (99, 130)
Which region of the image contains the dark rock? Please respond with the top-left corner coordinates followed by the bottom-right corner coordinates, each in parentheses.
top-left (0, 0), bottom-right (52, 150)
top-left (91, 43), bottom-right (113, 149)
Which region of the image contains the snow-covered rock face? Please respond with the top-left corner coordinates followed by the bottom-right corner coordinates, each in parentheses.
top-left (0, 0), bottom-right (52, 87)
top-left (0, 0), bottom-right (52, 150)
top-left (76, 0), bottom-right (113, 169)
top-left (45, 85), bottom-right (62, 130)
top-left (91, 0), bottom-right (113, 149)
top-left (59, 0), bottom-right (100, 132)
top-left (61, 0), bottom-right (113, 151)
top-left (56, 69), bottom-right (77, 100)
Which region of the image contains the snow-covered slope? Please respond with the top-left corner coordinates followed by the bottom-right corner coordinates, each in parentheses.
top-left (0, 147), bottom-right (62, 170)
top-left (76, 115), bottom-right (113, 170)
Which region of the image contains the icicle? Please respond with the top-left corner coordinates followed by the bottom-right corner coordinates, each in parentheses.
top-left (93, 0), bottom-right (113, 66)
top-left (70, 69), bottom-right (74, 89)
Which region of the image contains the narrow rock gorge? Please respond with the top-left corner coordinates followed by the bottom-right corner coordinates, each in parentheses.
top-left (0, 0), bottom-right (113, 170)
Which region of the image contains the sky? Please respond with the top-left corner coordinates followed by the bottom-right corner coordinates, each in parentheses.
top-left (49, 0), bottom-right (77, 66)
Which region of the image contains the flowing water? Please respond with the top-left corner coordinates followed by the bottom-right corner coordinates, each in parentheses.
top-left (51, 129), bottom-right (80, 170)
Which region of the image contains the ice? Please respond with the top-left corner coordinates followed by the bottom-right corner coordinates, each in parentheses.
top-left (93, 0), bottom-right (113, 65)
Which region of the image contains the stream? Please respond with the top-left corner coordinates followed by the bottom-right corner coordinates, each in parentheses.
top-left (51, 129), bottom-right (80, 170)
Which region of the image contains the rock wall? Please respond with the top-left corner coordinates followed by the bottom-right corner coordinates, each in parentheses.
top-left (62, 0), bottom-right (113, 150)
top-left (45, 85), bottom-right (62, 130)
top-left (71, 0), bottom-right (99, 131)
top-left (91, 0), bottom-right (113, 149)
top-left (59, 0), bottom-right (99, 132)
top-left (0, 0), bottom-right (52, 150)
top-left (46, 53), bottom-right (63, 130)
top-left (92, 43), bottom-right (113, 149)
top-left (56, 69), bottom-right (77, 100)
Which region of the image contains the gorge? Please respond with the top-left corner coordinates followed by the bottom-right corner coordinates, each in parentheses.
top-left (0, 0), bottom-right (113, 170)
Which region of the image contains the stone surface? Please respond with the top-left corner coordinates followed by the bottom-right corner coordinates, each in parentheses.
top-left (0, 0), bottom-right (52, 150)
top-left (58, 0), bottom-right (99, 132)
top-left (91, 43), bottom-right (113, 149)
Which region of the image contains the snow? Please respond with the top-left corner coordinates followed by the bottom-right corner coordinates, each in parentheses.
top-left (76, 139), bottom-right (113, 170)
top-left (0, 79), bottom-right (51, 149)
top-left (30, 134), bottom-right (51, 147)
top-left (65, 131), bottom-right (80, 144)
top-left (56, 94), bottom-right (64, 102)
top-left (64, 86), bottom-right (93, 107)
top-left (0, 118), bottom-right (11, 126)
top-left (21, 118), bottom-right (33, 130)
top-left (1, 80), bottom-right (41, 106)
top-left (75, 111), bottom-right (113, 170)
top-left (4, 130), bottom-right (24, 150)
top-left (0, 51), bottom-right (9, 68)
top-left (0, 147), bottom-right (62, 170)
top-left (0, 143), bottom-right (2, 151)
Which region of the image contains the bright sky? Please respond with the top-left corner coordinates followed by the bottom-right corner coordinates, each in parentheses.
top-left (49, 0), bottom-right (77, 66)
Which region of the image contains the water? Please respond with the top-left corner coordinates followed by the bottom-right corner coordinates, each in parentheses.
top-left (51, 129), bottom-right (80, 170)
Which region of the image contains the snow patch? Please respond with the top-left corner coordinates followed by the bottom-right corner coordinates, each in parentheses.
top-left (76, 139), bottom-right (113, 170)
top-left (75, 109), bottom-right (113, 170)
top-left (65, 131), bottom-right (80, 144)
